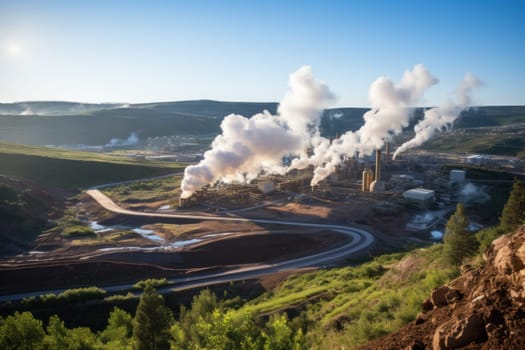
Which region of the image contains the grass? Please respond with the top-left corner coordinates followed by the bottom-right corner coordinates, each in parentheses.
top-left (61, 226), bottom-right (96, 238)
top-left (0, 142), bottom-right (185, 188)
top-left (103, 176), bottom-right (183, 205)
top-left (421, 125), bottom-right (525, 156)
top-left (241, 246), bottom-right (457, 349)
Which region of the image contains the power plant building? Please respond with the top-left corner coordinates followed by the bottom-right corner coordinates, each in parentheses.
top-left (403, 188), bottom-right (435, 209)
top-left (450, 170), bottom-right (466, 184)
top-left (257, 180), bottom-right (275, 194)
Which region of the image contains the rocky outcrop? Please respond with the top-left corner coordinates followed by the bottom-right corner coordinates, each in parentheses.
top-left (430, 286), bottom-right (461, 308)
top-left (356, 225), bottom-right (525, 350)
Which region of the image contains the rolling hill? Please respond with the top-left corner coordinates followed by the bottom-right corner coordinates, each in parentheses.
top-left (0, 101), bottom-right (524, 151)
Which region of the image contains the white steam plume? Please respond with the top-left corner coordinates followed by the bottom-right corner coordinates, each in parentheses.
top-left (105, 132), bottom-right (139, 147)
top-left (180, 66), bottom-right (335, 198)
top-left (393, 73), bottom-right (481, 159)
top-left (310, 64), bottom-right (438, 185)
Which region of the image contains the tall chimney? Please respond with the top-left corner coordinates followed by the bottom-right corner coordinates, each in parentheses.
top-left (375, 149), bottom-right (381, 182)
top-left (385, 142), bottom-right (390, 162)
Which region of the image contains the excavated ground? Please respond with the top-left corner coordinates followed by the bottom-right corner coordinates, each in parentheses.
top-left (356, 225), bottom-right (525, 350)
top-left (0, 228), bottom-right (349, 294)
top-left (1, 184), bottom-right (412, 296)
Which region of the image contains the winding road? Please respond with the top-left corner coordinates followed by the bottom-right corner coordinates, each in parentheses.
top-left (0, 189), bottom-right (375, 302)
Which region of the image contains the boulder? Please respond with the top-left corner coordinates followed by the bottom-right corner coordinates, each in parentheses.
top-left (422, 298), bottom-right (433, 312)
top-left (432, 314), bottom-right (486, 349)
top-left (431, 286), bottom-right (461, 308)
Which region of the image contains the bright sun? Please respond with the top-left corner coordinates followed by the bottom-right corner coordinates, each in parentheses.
top-left (6, 42), bottom-right (22, 57)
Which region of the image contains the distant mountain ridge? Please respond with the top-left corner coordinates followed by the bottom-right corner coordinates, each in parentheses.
top-left (0, 100), bottom-right (523, 146)
top-left (0, 101), bottom-right (126, 116)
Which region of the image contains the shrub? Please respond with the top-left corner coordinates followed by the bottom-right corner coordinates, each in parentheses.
top-left (61, 226), bottom-right (95, 237)
top-left (133, 278), bottom-right (168, 290)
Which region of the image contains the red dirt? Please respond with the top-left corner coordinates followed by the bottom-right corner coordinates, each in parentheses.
top-left (0, 231), bottom-right (349, 294)
top-left (356, 225), bottom-right (525, 350)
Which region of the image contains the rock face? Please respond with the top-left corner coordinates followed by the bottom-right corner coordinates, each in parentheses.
top-left (356, 225), bottom-right (525, 350)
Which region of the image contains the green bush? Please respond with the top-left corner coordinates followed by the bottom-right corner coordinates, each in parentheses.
top-left (133, 278), bottom-right (168, 290)
top-left (61, 226), bottom-right (95, 238)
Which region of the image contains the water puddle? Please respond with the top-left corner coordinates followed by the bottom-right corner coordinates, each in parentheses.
top-left (132, 228), bottom-right (165, 242)
top-left (90, 221), bottom-right (114, 233)
top-left (431, 230), bottom-right (443, 240)
top-left (89, 222), bottom-right (221, 253)
top-left (169, 239), bottom-right (202, 248)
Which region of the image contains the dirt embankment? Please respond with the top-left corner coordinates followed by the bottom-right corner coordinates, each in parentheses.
top-left (357, 225), bottom-right (525, 350)
top-left (0, 231), bottom-right (348, 294)
top-left (0, 176), bottom-right (69, 257)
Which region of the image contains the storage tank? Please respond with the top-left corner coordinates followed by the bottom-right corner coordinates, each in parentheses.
top-left (362, 168), bottom-right (373, 191)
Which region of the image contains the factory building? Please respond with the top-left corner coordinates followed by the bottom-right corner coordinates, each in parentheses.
top-left (403, 188), bottom-right (435, 209)
top-left (257, 180), bottom-right (275, 194)
top-left (450, 170), bottom-right (466, 184)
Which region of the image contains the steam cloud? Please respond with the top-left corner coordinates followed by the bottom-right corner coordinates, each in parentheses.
top-left (309, 64), bottom-right (438, 185)
top-left (105, 132), bottom-right (139, 147)
top-left (180, 66), bottom-right (335, 198)
top-left (459, 182), bottom-right (490, 204)
top-left (180, 64), bottom-right (480, 198)
top-left (392, 73), bottom-right (481, 159)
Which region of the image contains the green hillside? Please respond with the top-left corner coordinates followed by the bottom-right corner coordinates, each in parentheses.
top-left (0, 142), bottom-right (183, 188)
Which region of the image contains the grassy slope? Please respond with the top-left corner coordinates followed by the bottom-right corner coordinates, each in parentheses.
top-left (242, 245), bottom-right (457, 349)
top-left (421, 127), bottom-right (525, 156)
top-left (102, 175), bottom-right (182, 204)
top-left (0, 142), bottom-right (184, 188)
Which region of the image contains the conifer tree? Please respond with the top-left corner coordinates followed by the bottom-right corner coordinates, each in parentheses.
top-left (500, 178), bottom-right (525, 231)
top-left (0, 311), bottom-right (45, 350)
top-left (443, 203), bottom-right (477, 265)
top-left (133, 284), bottom-right (173, 350)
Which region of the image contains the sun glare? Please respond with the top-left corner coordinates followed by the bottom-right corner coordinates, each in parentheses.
top-left (6, 42), bottom-right (22, 57)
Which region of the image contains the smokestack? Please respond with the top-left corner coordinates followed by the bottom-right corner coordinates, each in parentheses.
top-left (385, 142), bottom-right (390, 162)
top-left (375, 149), bottom-right (381, 182)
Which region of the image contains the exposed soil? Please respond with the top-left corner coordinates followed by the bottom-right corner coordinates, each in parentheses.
top-left (356, 225), bottom-right (525, 350)
top-left (0, 177), bottom-right (414, 298)
top-left (0, 230), bottom-right (349, 294)
top-left (0, 176), bottom-right (70, 257)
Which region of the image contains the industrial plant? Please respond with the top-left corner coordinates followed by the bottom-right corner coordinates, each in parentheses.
top-left (177, 141), bottom-right (524, 239)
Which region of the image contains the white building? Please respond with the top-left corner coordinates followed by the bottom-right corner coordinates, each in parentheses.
top-left (403, 188), bottom-right (435, 209)
top-left (450, 170), bottom-right (466, 184)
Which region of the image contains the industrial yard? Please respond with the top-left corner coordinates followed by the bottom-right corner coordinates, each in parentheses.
top-left (2, 139), bottom-right (523, 299)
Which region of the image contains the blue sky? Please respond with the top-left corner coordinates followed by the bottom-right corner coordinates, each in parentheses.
top-left (1, 0), bottom-right (524, 106)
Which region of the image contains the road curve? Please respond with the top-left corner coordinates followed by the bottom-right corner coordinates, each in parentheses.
top-left (0, 190), bottom-right (375, 302)
top-left (85, 189), bottom-right (375, 283)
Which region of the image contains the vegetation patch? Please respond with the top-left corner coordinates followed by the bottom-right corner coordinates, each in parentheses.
top-left (61, 225), bottom-right (96, 238)
top-left (0, 142), bottom-right (183, 188)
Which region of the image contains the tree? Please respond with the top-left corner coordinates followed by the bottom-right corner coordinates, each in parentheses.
top-left (44, 315), bottom-right (68, 350)
top-left (500, 178), bottom-right (525, 232)
top-left (443, 203), bottom-right (477, 265)
top-left (44, 315), bottom-right (100, 350)
top-left (0, 311), bottom-right (45, 350)
top-left (170, 289), bottom-right (220, 349)
top-left (133, 284), bottom-right (173, 350)
top-left (261, 313), bottom-right (307, 350)
top-left (99, 307), bottom-right (133, 349)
